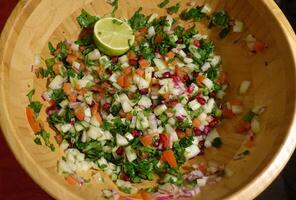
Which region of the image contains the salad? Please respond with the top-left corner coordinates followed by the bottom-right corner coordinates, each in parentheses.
top-left (25, 1), bottom-right (265, 199)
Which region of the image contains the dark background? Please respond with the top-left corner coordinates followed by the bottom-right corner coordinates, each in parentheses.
top-left (0, 1), bottom-right (295, 200)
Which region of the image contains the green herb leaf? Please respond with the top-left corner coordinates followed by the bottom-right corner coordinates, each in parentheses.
top-left (210, 10), bottom-right (230, 27)
top-left (76, 9), bottom-right (99, 28)
top-left (29, 101), bottom-right (42, 117)
top-left (167, 3), bottom-right (180, 14)
top-left (219, 25), bottom-right (231, 39)
top-left (181, 6), bottom-right (204, 21)
top-left (179, 136), bottom-right (194, 148)
top-left (48, 42), bottom-right (56, 55)
top-left (128, 7), bottom-right (147, 31)
top-left (110, 0), bottom-right (119, 16)
top-left (36, 130), bottom-right (55, 151)
top-left (26, 89), bottom-right (35, 102)
top-left (34, 137), bottom-right (42, 145)
top-left (75, 35), bottom-right (93, 46)
top-left (45, 58), bottom-right (55, 68)
top-left (243, 111), bottom-right (256, 122)
top-left (158, 0), bottom-right (170, 8)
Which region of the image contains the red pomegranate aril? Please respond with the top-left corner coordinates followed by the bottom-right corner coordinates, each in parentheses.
top-left (187, 84), bottom-right (195, 93)
top-left (182, 74), bottom-right (190, 82)
top-left (111, 56), bottom-right (118, 64)
top-left (208, 92), bottom-right (216, 97)
top-left (159, 134), bottom-right (170, 148)
top-left (102, 103), bottom-right (111, 111)
top-left (203, 125), bottom-right (211, 134)
top-left (172, 75), bottom-right (179, 84)
top-left (196, 96), bottom-right (206, 105)
top-left (193, 40), bottom-right (201, 48)
top-left (139, 88), bottom-right (149, 95)
top-left (198, 140), bottom-right (205, 148)
top-left (116, 146), bottom-right (124, 156)
top-left (194, 128), bottom-right (203, 136)
top-left (176, 38), bottom-right (183, 44)
top-left (131, 130), bottom-right (140, 137)
top-left (166, 99), bottom-right (179, 106)
top-left (198, 149), bottom-right (205, 155)
top-left (209, 118), bottom-right (219, 128)
top-left (176, 115), bottom-right (185, 121)
top-left (121, 173), bottom-right (130, 181)
top-left (163, 72), bottom-right (172, 78)
top-left (192, 71), bottom-right (199, 77)
top-left (129, 59), bottom-right (137, 66)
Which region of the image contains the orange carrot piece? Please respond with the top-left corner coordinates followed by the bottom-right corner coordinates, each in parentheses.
top-left (118, 196), bottom-right (128, 200)
top-left (185, 128), bottom-right (192, 137)
top-left (74, 106), bottom-right (85, 121)
top-left (165, 51), bottom-right (175, 59)
top-left (63, 83), bottom-right (72, 95)
top-left (130, 193), bottom-right (143, 199)
top-left (125, 112), bottom-right (133, 121)
top-left (162, 93), bottom-right (170, 100)
top-left (217, 72), bottom-right (227, 84)
top-left (254, 41), bottom-right (267, 53)
top-left (65, 175), bottom-right (78, 185)
top-left (139, 59), bottom-right (150, 69)
top-left (154, 34), bottom-right (163, 44)
top-left (196, 74), bottom-right (205, 87)
top-left (140, 135), bottom-right (153, 146)
top-left (68, 93), bottom-right (77, 102)
top-left (66, 54), bottom-right (77, 64)
top-left (222, 108), bottom-right (235, 119)
top-left (192, 118), bottom-right (201, 128)
top-left (26, 107), bottom-right (41, 133)
top-left (91, 103), bottom-right (102, 124)
top-left (124, 76), bottom-right (132, 88)
top-left (53, 62), bottom-right (62, 75)
top-left (162, 150), bottom-right (177, 168)
top-left (117, 75), bottom-right (125, 87)
top-left (135, 69), bottom-right (145, 77)
top-left (128, 50), bottom-right (137, 60)
top-left (141, 192), bottom-right (154, 200)
top-left (123, 66), bottom-right (132, 75)
top-left (176, 130), bottom-right (185, 138)
top-left (230, 99), bottom-right (243, 106)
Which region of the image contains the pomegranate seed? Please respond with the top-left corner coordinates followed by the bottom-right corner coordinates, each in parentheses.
top-left (203, 126), bottom-right (211, 134)
top-left (131, 130), bottom-right (140, 137)
top-left (129, 59), bottom-right (137, 66)
top-left (116, 146), bottom-right (124, 156)
top-left (194, 128), bottom-right (203, 136)
top-left (166, 99), bottom-right (179, 106)
top-left (182, 74), bottom-right (190, 82)
top-left (121, 173), bottom-right (130, 181)
top-left (111, 56), bottom-right (118, 64)
top-left (172, 75), bottom-right (179, 84)
top-left (208, 92), bottom-right (216, 97)
top-left (139, 88), bottom-right (149, 95)
top-left (163, 72), bottom-right (172, 78)
top-left (196, 96), bottom-right (206, 105)
top-left (198, 140), bottom-right (205, 148)
top-left (176, 38), bottom-right (183, 44)
top-left (209, 118), bottom-right (219, 128)
top-left (102, 103), bottom-right (111, 111)
top-left (187, 84), bottom-right (195, 93)
top-left (193, 40), bottom-right (201, 48)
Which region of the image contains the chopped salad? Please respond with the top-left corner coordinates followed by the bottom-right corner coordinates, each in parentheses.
top-left (25, 1), bottom-right (266, 199)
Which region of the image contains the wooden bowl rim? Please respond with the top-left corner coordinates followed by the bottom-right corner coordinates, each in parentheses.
top-left (0, 0), bottom-right (295, 199)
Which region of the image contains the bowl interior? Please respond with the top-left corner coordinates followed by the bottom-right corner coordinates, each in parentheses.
top-left (0, 0), bottom-right (295, 199)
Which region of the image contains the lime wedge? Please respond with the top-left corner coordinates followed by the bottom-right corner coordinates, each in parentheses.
top-left (93, 17), bottom-right (135, 56)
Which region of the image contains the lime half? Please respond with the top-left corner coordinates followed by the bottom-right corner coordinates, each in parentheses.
top-left (93, 17), bottom-right (135, 56)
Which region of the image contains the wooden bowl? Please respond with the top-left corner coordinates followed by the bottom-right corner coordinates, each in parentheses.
top-left (0, 0), bottom-right (295, 199)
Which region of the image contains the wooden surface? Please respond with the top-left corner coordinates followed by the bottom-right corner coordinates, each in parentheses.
top-left (0, 0), bottom-right (295, 200)
top-left (0, 1), bottom-right (52, 199)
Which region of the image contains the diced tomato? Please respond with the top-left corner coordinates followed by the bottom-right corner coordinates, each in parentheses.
top-left (159, 133), bottom-right (170, 148)
top-left (223, 108), bottom-right (235, 119)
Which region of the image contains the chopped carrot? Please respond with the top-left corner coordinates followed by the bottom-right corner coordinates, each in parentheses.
top-left (124, 76), bottom-right (132, 88)
top-left (254, 41), bottom-right (267, 53)
top-left (55, 133), bottom-right (63, 144)
top-left (196, 74), bottom-right (205, 87)
top-left (65, 175), bottom-right (78, 185)
top-left (165, 51), bottom-right (175, 59)
top-left (198, 162), bottom-right (208, 174)
top-left (175, 66), bottom-right (184, 78)
top-left (117, 75), bottom-right (125, 87)
top-left (162, 92), bottom-right (170, 100)
top-left (236, 120), bottom-right (251, 133)
top-left (68, 93), bottom-right (77, 102)
top-left (140, 135), bottom-right (153, 146)
top-left (130, 193), bottom-right (143, 199)
top-left (176, 130), bottom-right (185, 138)
top-left (162, 150), bottom-right (177, 168)
top-left (154, 34), bottom-right (163, 44)
top-left (63, 83), bottom-right (72, 95)
top-left (192, 118), bottom-right (201, 128)
top-left (135, 68), bottom-right (144, 77)
top-left (75, 83), bottom-right (81, 90)
top-left (141, 192), bottom-right (154, 200)
top-left (97, 64), bottom-right (105, 74)
top-left (66, 54), bottom-right (77, 64)
top-left (128, 50), bottom-right (137, 60)
top-left (53, 62), bottom-right (62, 75)
top-left (223, 108), bottom-right (235, 119)
top-left (26, 107), bottom-right (41, 133)
top-left (77, 88), bottom-right (87, 96)
top-left (102, 82), bottom-right (112, 89)
top-left (185, 128), bottom-right (192, 137)
top-left (91, 103), bottom-right (102, 124)
top-left (217, 72), bottom-right (227, 84)
top-left (74, 106), bottom-right (85, 121)
top-left (230, 99), bottom-right (243, 106)
top-left (138, 27), bottom-right (148, 34)
top-left (118, 196), bottom-right (128, 200)
top-left (139, 59), bottom-right (150, 69)
top-left (159, 133), bottom-right (170, 148)
top-left (123, 66), bottom-right (132, 75)
top-left (125, 112), bottom-right (133, 121)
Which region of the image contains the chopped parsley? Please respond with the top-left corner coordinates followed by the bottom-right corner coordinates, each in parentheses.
top-left (158, 0), bottom-right (170, 8)
top-left (76, 9), bottom-right (99, 28)
top-left (181, 6), bottom-right (205, 21)
top-left (167, 3), bottom-right (180, 14)
top-left (128, 7), bottom-right (147, 31)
